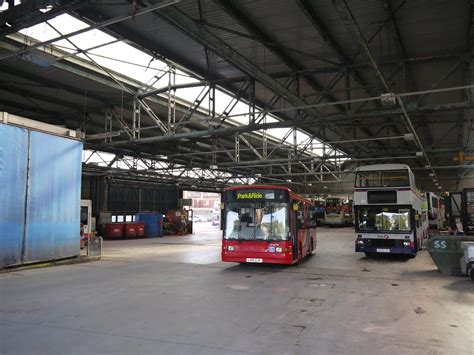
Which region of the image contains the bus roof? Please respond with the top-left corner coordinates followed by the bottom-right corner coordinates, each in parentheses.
top-left (355, 164), bottom-right (411, 172)
top-left (224, 184), bottom-right (291, 193)
top-left (224, 185), bottom-right (313, 206)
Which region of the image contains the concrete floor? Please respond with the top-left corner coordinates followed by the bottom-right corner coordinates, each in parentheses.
top-left (1, 225), bottom-right (473, 354)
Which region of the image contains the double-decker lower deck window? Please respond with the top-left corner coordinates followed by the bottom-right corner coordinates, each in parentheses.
top-left (224, 202), bottom-right (289, 240)
top-left (356, 206), bottom-right (411, 232)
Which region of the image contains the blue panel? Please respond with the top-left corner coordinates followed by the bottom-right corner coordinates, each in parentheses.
top-left (24, 131), bottom-right (83, 262)
top-left (0, 124), bottom-right (28, 267)
top-left (135, 213), bottom-right (163, 237)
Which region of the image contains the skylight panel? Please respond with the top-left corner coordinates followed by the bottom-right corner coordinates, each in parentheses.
top-left (16, 13), bottom-right (339, 160)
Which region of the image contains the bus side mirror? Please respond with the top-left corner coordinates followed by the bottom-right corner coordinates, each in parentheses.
top-left (292, 203), bottom-right (299, 211)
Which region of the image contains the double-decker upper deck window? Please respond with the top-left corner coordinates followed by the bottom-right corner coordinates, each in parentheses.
top-left (355, 170), bottom-right (410, 188)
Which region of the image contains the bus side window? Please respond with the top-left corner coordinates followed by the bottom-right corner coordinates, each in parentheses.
top-left (296, 211), bottom-right (302, 229)
top-left (304, 204), bottom-right (309, 229)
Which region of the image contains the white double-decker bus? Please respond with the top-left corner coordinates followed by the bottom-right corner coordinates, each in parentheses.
top-left (354, 164), bottom-right (429, 257)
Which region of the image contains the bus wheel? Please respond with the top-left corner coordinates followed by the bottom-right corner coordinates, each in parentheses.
top-left (365, 252), bottom-right (372, 257)
top-left (308, 239), bottom-right (314, 257)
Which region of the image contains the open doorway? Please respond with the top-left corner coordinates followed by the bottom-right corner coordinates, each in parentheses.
top-left (183, 191), bottom-right (221, 233)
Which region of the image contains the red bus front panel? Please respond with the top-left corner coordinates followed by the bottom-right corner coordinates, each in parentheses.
top-left (222, 240), bottom-right (295, 264)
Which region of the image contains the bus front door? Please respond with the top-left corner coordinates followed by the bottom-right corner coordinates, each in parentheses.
top-left (292, 210), bottom-right (298, 260)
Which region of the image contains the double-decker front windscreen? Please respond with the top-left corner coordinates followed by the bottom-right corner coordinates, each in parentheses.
top-left (223, 189), bottom-right (290, 241)
top-left (326, 198), bottom-right (341, 215)
top-left (356, 205), bottom-right (412, 232)
top-left (355, 169), bottom-right (410, 188)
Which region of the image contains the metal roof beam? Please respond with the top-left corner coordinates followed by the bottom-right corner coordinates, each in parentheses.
top-left (0, 0), bottom-right (88, 38)
top-left (0, 1), bottom-right (179, 62)
top-left (298, 0), bottom-right (398, 146)
top-left (152, 3), bottom-right (368, 152)
top-left (296, 0), bottom-right (374, 93)
top-left (331, 0), bottom-right (391, 92)
top-left (213, 0), bottom-right (346, 113)
top-left (332, 0), bottom-right (406, 138)
top-left (104, 100), bottom-right (472, 145)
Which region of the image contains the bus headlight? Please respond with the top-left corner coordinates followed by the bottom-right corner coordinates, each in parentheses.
top-left (276, 247), bottom-right (282, 252)
top-left (403, 241), bottom-right (410, 247)
top-left (356, 240), bottom-right (365, 246)
top-left (227, 245), bottom-right (235, 251)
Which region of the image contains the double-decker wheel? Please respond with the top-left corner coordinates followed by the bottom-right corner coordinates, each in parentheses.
top-left (410, 236), bottom-right (419, 258)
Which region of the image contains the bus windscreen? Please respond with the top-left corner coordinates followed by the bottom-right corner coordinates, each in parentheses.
top-left (355, 170), bottom-right (410, 188)
top-left (224, 202), bottom-right (289, 241)
top-left (355, 206), bottom-right (412, 232)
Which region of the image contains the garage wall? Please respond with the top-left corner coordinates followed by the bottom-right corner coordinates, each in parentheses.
top-left (108, 184), bottom-right (178, 213)
top-left (81, 176), bottom-right (179, 215)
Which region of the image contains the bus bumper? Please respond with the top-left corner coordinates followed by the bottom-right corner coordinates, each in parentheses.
top-left (355, 240), bottom-right (416, 255)
top-left (222, 252), bottom-right (295, 265)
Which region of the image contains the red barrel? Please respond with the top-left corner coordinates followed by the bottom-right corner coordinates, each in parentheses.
top-left (135, 222), bottom-right (145, 237)
top-left (104, 223), bottom-right (124, 239)
top-left (123, 223), bottom-right (138, 238)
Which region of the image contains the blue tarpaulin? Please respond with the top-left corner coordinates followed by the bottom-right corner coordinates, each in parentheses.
top-left (0, 124), bottom-right (83, 267)
top-left (24, 131), bottom-right (82, 263)
top-left (0, 125), bottom-right (28, 266)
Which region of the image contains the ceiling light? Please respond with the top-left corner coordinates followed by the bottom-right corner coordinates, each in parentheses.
top-left (39, 5), bottom-right (53, 13)
top-left (255, 173), bottom-right (262, 178)
top-left (429, 173), bottom-right (435, 177)
top-left (404, 133), bottom-right (414, 141)
top-left (381, 93), bottom-right (396, 105)
top-left (323, 186), bottom-right (328, 189)
top-left (416, 151), bottom-right (423, 157)
top-left (208, 121), bottom-right (220, 127)
top-left (209, 164), bottom-right (218, 170)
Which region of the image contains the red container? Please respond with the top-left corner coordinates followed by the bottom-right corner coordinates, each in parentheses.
top-left (104, 223), bottom-right (124, 239)
top-left (123, 223), bottom-right (138, 238)
top-left (135, 222), bottom-right (145, 237)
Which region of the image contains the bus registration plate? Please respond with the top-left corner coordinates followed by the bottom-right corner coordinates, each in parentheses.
top-left (376, 248), bottom-right (390, 253)
top-left (246, 258), bottom-right (263, 263)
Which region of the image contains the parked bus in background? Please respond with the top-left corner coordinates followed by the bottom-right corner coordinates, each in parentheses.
top-left (313, 200), bottom-right (326, 226)
top-left (425, 192), bottom-right (446, 230)
top-left (324, 197), bottom-right (353, 226)
top-left (222, 185), bottom-right (316, 265)
top-left (354, 164), bottom-right (429, 257)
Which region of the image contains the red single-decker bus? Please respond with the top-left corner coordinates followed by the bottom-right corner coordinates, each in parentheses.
top-left (221, 185), bottom-right (316, 265)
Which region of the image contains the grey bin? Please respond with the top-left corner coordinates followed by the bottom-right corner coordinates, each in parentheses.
top-left (459, 242), bottom-right (474, 280)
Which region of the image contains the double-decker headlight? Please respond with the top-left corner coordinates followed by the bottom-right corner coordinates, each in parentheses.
top-left (403, 241), bottom-right (410, 247)
top-left (356, 240), bottom-right (365, 246)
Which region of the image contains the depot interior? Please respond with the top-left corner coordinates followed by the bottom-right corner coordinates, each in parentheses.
top-left (1, 1), bottom-right (474, 354)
